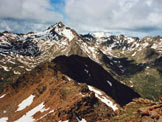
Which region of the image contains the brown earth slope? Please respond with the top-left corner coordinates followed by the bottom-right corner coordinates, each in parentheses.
top-left (0, 56), bottom-right (161, 122)
top-left (0, 61), bottom-right (118, 122)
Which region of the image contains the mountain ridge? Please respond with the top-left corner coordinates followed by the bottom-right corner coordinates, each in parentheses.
top-left (0, 22), bottom-right (162, 99)
top-left (0, 22), bottom-right (162, 122)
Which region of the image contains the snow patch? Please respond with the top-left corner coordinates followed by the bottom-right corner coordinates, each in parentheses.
top-left (142, 42), bottom-right (149, 48)
top-left (26, 68), bottom-right (32, 71)
top-left (130, 81), bottom-right (133, 84)
top-left (14, 102), bottom-right (49, 122)
top-left (0, 117), bottom-right (8, 122)
top-left (0, 66), bottom-right (10, 71)
top-left (37, 110), bottom-right (54, 121)
top-left (16, 95), bottom-right (35, 112)
top-left (92, 32), bottom-right (111, 38)
top-left (85, 64), bottom-right (88, 67)
top-left (122, 46), bottom-right (126, 51)
top-left (65, 76), bottom-right (72, 81)
top-left (127, 37), bottom-right (135, 43)
top-left (76, 117), bottom-right (87, 122)
top-left (110, 62), bottom-right (113, 65)
top-left (84, 69), bottom-right (89, 74)
top-left (97, 95), bottom-right (118, 111)
top-left (62, 29), bottom-right (74, 40)
top-left (0, 94), bottom-right (6, 99)
top-left (138, 47), bottom-right (142, 51)
top-left (88, 86), bottom-right (118, 111)
top-left (132, 52), bottom-right (136, 57)
top-left (106, 80), bottom-right (112, 87)
top-left (13, 71), bottom-right (21, 75)
top-left (151, 44), bottom-right (158, 49)
top-left (88, 86), bottom-right (102, 95)
top-left (3, 110), bottom-right (7, 114)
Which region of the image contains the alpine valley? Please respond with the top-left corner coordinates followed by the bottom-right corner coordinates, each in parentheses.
top-left (0, 22), bottom-right (161, 122)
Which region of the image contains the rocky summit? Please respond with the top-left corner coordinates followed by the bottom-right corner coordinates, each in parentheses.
top-left (0, 22), bottom-right (161, 122)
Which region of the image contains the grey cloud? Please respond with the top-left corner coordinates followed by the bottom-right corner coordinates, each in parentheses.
top-left (0, 0), bottom-right (63, 22)
top-left (64, 0), bottom-right (162, 36)
top-left (0, 18), bottom-right (51, 33)
top-left (0, 0), bottom-right (63, 33)
top-left (0, 0), bottom-right (162, 37)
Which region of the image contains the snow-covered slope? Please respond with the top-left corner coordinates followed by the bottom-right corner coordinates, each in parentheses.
top-left (0, 22), bottom-right (161, 76)
top-left (0, 22), bottom-right (83, 82)
top-left (82, 33), bottom-right (162, 58)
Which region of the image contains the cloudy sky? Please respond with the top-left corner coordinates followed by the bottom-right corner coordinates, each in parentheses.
top-left (0, 0), bottom-right (162, 37)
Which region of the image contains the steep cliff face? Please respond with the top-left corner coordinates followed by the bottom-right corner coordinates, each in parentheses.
top-left (53, 55), bottom-right (140, 106)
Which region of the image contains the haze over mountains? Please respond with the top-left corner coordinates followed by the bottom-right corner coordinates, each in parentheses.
top-left (0, 22), bottom-right (161, 122)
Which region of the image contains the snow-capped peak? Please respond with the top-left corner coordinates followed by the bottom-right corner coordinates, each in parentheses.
top-left (91, 32), bottom-right (112, 38)
top-left (47, 22), bottom-right (75, 41)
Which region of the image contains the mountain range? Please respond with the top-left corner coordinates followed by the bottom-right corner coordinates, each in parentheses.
top-left (0, 22), bottom-right (161, 122)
